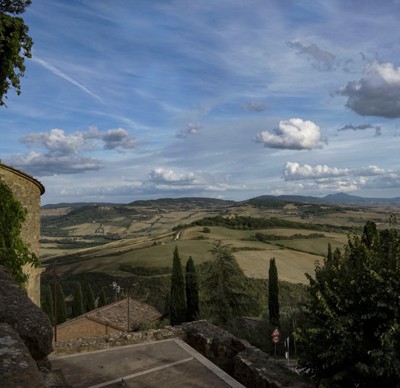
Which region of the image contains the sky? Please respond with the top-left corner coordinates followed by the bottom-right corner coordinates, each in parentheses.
top-left (3, 0), bottom-right (400, 205)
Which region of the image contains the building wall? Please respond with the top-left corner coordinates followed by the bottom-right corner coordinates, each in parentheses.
top-left (56, 317), bottom-right (120, 342)
top-left (0, 164), bottom-right (45, 306)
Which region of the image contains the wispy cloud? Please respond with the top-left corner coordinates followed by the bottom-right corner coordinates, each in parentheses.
top-left (337, 123), bottom-right (382, 136)
top-left (31, 57), bottom-right (105, 104)
top-left (287, 41), bottom-right (336, 71)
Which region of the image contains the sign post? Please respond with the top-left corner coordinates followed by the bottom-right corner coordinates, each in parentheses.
top-left (271, 327), bottom-right (280, 356)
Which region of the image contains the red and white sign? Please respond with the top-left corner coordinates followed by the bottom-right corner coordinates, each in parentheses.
top-left (271, 328), bottom-right (280, 343)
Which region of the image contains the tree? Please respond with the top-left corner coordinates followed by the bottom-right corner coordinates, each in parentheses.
top-left (85, 284), bottom-right (95, 312)
top-left (98, 287), bottom-right (107, 308)
top-left (185, 256), bottom-right (199, 321)
top-left (203, 242), bottom-right (255, 326)
top-left (41, 283), bottom-right (53, 324)
top-left (0, 179), bottom-right (39, 285)
top-left (268, 257), bottom-right (280, 328)
top-left (55, 283), bottom-right (66, 324)
top-left (170, 246), bottom-right (186, 325)
top-left (0, 0), bottom-right (33, 106)
top-left (297, 221), bottom-right (400, 386)
top-left (72, 281), bottom-right (84, 318)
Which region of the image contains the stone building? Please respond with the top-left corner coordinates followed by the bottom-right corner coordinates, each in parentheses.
top-left (0, 163), bottom-right (45, 306)
top-left (56, 298), bottom-right (164, 341)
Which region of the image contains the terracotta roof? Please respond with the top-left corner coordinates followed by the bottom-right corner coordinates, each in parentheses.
top-left (58, 298), bottom-right (164, 332)
top-left (0, 163), bottom-right (45, 195)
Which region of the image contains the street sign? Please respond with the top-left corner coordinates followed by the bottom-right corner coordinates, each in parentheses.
top-left (271, 327), bottom-right (280, 343)
top-left (271, 328), bottom-right (280, 337)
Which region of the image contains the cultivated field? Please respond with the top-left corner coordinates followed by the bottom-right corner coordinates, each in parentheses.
top-left (40, 198), bottom-right (399, 285)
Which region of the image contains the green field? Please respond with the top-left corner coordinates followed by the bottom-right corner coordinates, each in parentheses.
top-left (41, 199), bottom-right (398, 285)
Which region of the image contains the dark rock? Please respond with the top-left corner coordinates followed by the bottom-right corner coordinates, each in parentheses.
top-left (0, 323), bottom-right (45, 387)
top-left (0, 266), bottom-right (53, 359)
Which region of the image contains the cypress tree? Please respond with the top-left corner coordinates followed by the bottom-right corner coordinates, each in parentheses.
top-left (268, 257), bottom-right (280, 328)
top-left (170, 246), bottom-right (186, 325)
top-left (203, 242), bottom-right (255, 326)
top-left (41, 283), bottom-right (53, 324)
top-left (72, 281), bottom-right (84, 318)
top-left (55, 283), bottom-right (67, 324)
top-left (98, 287), bottom-right (107, 307)
top-left (185, 256), bottom-right (199, 322)
top-left (85, 284), bottom-right (95, 312)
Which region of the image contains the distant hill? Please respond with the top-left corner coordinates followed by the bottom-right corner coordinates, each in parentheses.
top-left (248, 192), bottom-right (400, 206)
top-left (42, 193), bottom-right (400, 210)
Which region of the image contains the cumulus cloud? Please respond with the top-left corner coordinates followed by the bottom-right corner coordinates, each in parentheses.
top-left (148, 168), bottom-right (196, 184)
top-left (287, 41), bottom-right (335, 71)
top-left (335, 61), bottom-right (400, 118)
top-left (11, 126), bottom-right (136, 176)
top-left (20, 127), bottom-right (136, 154)
top-left (101, 128), bottom-right (136, 150)
top-left (254, 118), bottom-right (323, 150)
top-left (176, 123), bottom-right (200, 138)
top-left (241, 100), bottom-right (268, 112)
top-left (337, 123), bottom-right (382, 136)
top-left (282, 162), bottom-right (400, 192)
top-left (283, 162), bottom-right (349, 181)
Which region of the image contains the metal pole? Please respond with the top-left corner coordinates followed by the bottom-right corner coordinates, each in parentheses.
top-left (127, 287), bottom-right (130, 332)
top-left (53, 262), bottom-right (57, 342)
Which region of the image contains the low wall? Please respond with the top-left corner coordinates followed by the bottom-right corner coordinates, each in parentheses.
top-left (53, 320), bottom-right (312, 387)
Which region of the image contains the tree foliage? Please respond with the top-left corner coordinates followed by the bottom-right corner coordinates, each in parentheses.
top-left (41, 283), bottom-right (53, 324)
top-left (185, 256), bottom-right (199, 321)
top-left (268, 257), bottom-right (280, 328)
top-left (85, 283), bottom-right (95, 312)
top-left (297, 221), bottom-right (400, 387)
top-left (72, 281), bottom-right (84, 318)
top-left (202, 242), bottom-right (255, 326)
top-left (170, 246), bottom-right (186, 325)
top-left (0, 0), bottom-right (32, 106)
top-left (0, 179), bottom-right (39, 285)
top-left (98, 287), bottom-right (107, 308)
top-left (55, 283), bottom-right (66, 324)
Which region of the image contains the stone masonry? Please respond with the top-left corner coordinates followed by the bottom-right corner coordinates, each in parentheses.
top-left (0, 163), bottom-right (45, 306)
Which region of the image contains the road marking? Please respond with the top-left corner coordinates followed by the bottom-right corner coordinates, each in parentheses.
top-left (88, 356), bottom-right (194, 388)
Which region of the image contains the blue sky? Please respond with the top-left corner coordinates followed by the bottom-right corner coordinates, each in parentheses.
top-left (3, 0), bottom-right (400, 205)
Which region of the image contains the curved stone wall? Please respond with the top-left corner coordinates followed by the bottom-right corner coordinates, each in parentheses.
top-left (0, 163), bottom-right (45, 305)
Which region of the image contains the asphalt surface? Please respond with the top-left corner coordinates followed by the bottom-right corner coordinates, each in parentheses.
top-left (49, 338), bottom-right (245, 387)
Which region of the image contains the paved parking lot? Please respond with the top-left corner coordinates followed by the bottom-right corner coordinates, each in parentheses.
top-left (49, 338), bottom-right (244, 387)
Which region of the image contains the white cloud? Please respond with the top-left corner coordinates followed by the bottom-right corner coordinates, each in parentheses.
top-left (336, 61), bottom-right (400, 118)
top-left (254, 118), bottom-right (323, 150)
top-left (20, 127), bottom-right (136, 155)
top-left (148, 168), bottom-right (196, 184)
top-left (21, 128), bottom-right (84, 156)
top-left (283, 162), bottom-right (349, 181)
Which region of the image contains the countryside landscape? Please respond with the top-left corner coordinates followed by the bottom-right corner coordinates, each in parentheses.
top-left (39, 193), bottom-right (395, 325)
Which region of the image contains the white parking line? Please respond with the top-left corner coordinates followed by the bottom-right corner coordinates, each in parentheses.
top-left (88, 356), bottom-right (194, 388)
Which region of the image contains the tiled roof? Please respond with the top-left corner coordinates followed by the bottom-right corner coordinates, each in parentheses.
top-left (86, 298), bottom-right (163, 331)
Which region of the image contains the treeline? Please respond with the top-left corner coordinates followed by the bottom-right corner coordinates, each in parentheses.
top-left (41, 280), bottom-right (107, 324)
top-left (251, 232), bottom-right (325, 242)
top-left (173, 215), bottom-right (354, 233)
